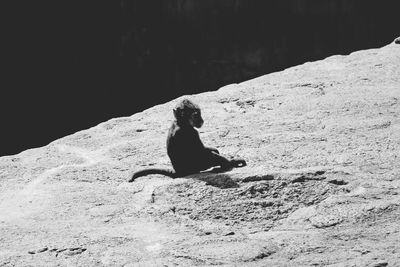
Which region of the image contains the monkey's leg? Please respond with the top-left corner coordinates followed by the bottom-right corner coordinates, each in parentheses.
top-left (208, 152), bottom-right (246, 170)
top-left (196, 151), bottom-right (246, 173)
top-left (207, 151), bottom-right (233, 170)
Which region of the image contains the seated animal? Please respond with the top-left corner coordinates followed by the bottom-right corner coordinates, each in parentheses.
top-left (128, 99), bottom-right (246, 182)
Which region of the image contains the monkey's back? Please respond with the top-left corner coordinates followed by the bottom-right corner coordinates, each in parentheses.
top-left (166, 121), bottom-right (206, 174)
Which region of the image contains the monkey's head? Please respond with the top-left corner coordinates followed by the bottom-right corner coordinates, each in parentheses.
top-left (173, 99), bottom-right (204, 128)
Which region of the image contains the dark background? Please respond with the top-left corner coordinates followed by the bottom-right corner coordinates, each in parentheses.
top-left (1, 0), bottom-right (398, 156)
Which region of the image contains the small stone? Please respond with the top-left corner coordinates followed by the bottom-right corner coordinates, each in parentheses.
top-left (28, 247), bottom-right (48, 254)
top-left (361, 250), bottom-right (370, 255)
top-left (64, 247), bottom-right (86, 256)
top-left (37, 247), bottom-right (48, 253)
top-left (394, 37), bottom-right (400, 44)
top-left (224, 231), bottom-right (235, 236)
top-left (327, 179), bottom-right (348, 185)
top-left (371, 261), bottom-right (388, 267)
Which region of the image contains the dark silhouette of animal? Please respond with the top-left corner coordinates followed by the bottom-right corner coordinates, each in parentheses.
top-left (128, 99), bottom-right (246, 182)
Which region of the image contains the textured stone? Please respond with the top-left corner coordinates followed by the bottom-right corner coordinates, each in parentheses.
top-left (0, 41), bottom-right (399, 266)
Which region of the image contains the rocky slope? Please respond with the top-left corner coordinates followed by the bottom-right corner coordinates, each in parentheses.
top-left (0, 39), bottom-right (399, 266)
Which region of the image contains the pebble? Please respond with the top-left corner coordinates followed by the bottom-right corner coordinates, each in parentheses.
top-left (224, 231), bottom-right (235, 236)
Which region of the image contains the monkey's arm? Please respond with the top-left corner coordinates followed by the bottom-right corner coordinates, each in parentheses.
top-left (180, 127), bottom-right (208, 154)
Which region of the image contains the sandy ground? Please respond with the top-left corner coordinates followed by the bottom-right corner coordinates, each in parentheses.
top-left (0, 39), bottom-right (399, 266)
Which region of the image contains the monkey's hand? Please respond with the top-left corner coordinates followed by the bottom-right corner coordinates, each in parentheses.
top-left (206, 147), bottom-right (220, 154)
top-left (230, 159), bottom-right (246, 168)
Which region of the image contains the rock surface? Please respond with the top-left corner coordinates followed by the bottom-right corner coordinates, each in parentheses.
top-left (1, 39), bottom-right (399, 266)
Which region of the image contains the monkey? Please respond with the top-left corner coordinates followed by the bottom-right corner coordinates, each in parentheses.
top-left (128, 99), bottom-right (246, 182)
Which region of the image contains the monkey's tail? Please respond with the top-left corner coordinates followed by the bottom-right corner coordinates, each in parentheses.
top-left (128, 168), bottom-right (178, 182)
